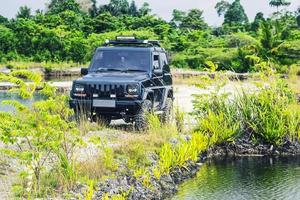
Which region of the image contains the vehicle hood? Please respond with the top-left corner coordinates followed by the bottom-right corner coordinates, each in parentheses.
top-left (75, 72), bottom-right (150, 84)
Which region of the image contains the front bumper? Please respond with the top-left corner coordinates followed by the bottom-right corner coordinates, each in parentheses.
top-left (69, 99), bottom-right (143, 118)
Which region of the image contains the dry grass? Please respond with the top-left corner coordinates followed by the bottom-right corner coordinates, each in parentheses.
top-left (75, 114), bottom-right (180, 182)
top-left (287, 64), bottom-right (300, 94)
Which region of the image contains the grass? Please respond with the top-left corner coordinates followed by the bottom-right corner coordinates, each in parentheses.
top-left (193, 75), bottom-right (300, 145)
top-left (1, 68), bottom-right (299, 199)
top-left (0, 61), bottom-right (87, 71)
top-left (287, 64), bottom-right (300, 94)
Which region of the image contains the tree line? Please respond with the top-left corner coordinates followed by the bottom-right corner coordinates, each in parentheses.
top-left (0, 0), bottom-right (299, 72)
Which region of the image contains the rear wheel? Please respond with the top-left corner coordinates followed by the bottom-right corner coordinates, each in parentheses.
top-left (134, 100), bottom-right (152, 131)
top-left (161, 98), bottom-right (173, 124)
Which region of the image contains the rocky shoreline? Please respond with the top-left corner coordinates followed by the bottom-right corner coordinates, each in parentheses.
top-left (70, 138), bottom-right (300, 200)
top-left (93, 153), bottom-right (207, 200)
top-left (208, 139), bottom-right (300, 157)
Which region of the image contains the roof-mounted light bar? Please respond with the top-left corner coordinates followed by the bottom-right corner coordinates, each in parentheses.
top-left (116, 36), bottom-right (136, 40)
top-left (104, 36), bottom-right (161, 47)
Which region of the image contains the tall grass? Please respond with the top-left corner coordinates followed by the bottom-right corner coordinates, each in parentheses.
top-left (193, 77), bottom-right (300, 145)
top-left (236, 80), bottom-right (299, 144)
top-left (154, 132), bottom-right (209, 178)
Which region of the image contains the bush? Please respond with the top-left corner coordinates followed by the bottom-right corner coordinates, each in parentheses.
top-left (193, 78), bottom-right (300, 145)
top-left (0, 71), bottom-right (81, 197)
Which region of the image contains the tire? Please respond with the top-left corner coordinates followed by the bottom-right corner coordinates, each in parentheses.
top-left (73, 109), bottom-right (88, 123)
top-left (135, 100), bottom-right (152, 131)
top-left (161, 98), bottom-right (173, 124)
top-left (95, 115), bottom-right (112, 126)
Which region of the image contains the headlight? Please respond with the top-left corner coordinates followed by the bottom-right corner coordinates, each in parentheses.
top-left (74, 84), bottom-right (85, 92)
top-left (127, 84), bottom-right (139, 95)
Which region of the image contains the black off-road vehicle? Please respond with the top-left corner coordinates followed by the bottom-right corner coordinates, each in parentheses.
top-left (69, 36), bottom-right (173, 130)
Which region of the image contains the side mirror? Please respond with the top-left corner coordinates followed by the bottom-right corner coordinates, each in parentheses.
top-left (81, 68), bottom-right (88, 76)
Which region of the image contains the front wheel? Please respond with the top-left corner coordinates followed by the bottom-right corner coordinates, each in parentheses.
top-left (93, 115), bottom-right (112, 126)
top-left (161, 98), bottom-right (173, 124)
top-left (134, 100), bottom-right (152, 131)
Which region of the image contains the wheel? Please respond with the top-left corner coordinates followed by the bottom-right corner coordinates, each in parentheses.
top-left (95, 115), bottom-right (112, 126)
top-left (161, 98), bottom-right (173, 124)
top-left (73, 109), bottom-right (88, 123)
top-left (134, 100), bottom-right (152, 131)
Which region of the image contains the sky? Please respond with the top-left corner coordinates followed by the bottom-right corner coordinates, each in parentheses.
top-left (0, 0), bottom-right (299, 26)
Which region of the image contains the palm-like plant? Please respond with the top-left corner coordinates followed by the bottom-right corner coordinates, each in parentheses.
top-left (269, 0), bottom-right (291, 12)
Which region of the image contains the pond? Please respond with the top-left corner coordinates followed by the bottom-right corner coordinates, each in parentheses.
top-left (172, 156), bottom-right (300, 200)
top-left (0, 91), bottom-right (44, 112)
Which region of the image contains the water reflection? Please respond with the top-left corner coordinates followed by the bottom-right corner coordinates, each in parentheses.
top-left (173, 156), bottom-right (300, 200)
top-left (0, 91), bottom-right (43, 112)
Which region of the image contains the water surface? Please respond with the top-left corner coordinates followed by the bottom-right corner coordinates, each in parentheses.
top-left (0, 91), bottom-right (43, 112)
top-left (173, 156), bottom-right (300, 200)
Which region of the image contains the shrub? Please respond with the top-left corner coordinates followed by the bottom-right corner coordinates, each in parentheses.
top-left (193, 77), bottom-right (300, 145)
top-left (237, 80), bottom-right (299, 144)
top-left (0, 70), bottom-right (81, 197)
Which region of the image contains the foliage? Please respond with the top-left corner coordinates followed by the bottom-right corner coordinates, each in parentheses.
top-left (0, 0), bottom-right (299, 72)
top-left (171, 9), bottom-right (208, 30)
top-left (237, 80), bottom-right (299, 144)
top-left (193, 76), bottom-right (300, 145)
top-left (223, 0), bottom-right (248, 26)
top-left (269, 0), bottom-right (291, 11)
top-left (47, 0), bottom-right (82, 14)
top-left (155, 132), bottom-right (209, 176)
top-left (0, 71), bottom-right (82, 197)
top-left (16, 6), bottom-right (32, 19)
top-left (215, 0), bottom-right (230, 17)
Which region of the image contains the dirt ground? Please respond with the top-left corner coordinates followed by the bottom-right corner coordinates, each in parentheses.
top-left (0, 80), bottom-right (259, 199)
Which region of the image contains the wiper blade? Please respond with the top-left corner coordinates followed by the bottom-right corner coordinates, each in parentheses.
top-left (122, 69), bottom-right (147, 72)
top-left (94, 68), bottom-right (122, 72)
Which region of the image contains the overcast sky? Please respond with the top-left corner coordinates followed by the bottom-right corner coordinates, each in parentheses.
top-left (0, 0), bottom-right (299, 26)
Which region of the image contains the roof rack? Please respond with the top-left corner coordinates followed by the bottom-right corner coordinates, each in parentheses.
top-left (104, 36), bottom-right (161, 47)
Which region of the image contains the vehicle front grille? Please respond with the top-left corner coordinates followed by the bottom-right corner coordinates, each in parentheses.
top-left (87, 84), bottom-right (126, 98)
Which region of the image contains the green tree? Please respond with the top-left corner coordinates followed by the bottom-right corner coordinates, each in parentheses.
top-left (47, 0), bottom-right (81, 14)
top-left (269, 0), bottom-right (291, 12)
top-left (106, 0), bottom-right (130, 16)
top-left (89, 0), bottom-right (98, 17)
top-left (170, 9), bottom-right (186, 28)
top-left (0, 15), bottom-right (8, 25)
top-left (16, 5), bottom-right (32, 19)
top-left (296, 7), bottom-right (300, 27)
top-left (180, 9), bottom-right (208, 30)
top-left (0, 26), bottom-right (16, 54)
top-left (260, 19), bottom-right (276, 53)
top-left (139, 2), bottom-right (151, 16)
top-left (251, 12), bottom-right (265, 32)
top-left (93, 12), bottom-right (121, 33)
top-left (223, 0), bottom-right (248, 25)
top-left (58, 10), bottom-right (85, 30)
top-left (129, 0), bottom-right (138, 16)
top-left (215, 0), bottom-right (230, 17)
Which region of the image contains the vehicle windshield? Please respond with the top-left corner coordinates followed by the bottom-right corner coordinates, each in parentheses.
top-left (89, 50), bottom-right (150, 72)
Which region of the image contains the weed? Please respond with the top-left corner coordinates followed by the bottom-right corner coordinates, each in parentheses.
top-left (84, 180), bottom-right (94, 200)
top-left (0, 71), bottom-right (82, 197)
top-left (174, 106), bottom-right (185, 133)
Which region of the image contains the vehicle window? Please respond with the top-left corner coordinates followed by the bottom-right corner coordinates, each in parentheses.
top-left (153, 54), bottom-right (161, 70)
top-left (90, 50), bottom-right (150, 72)
top-left (160, 53), bottom-right (170, 72)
